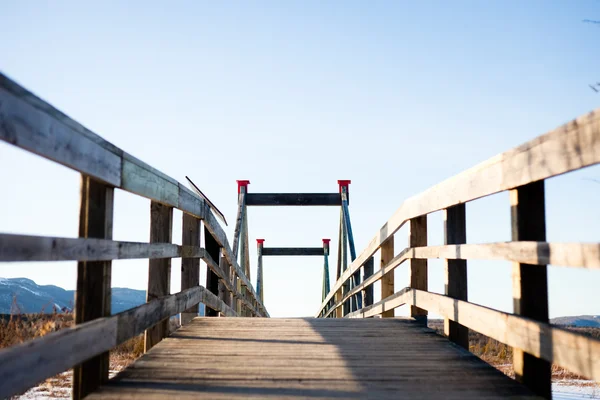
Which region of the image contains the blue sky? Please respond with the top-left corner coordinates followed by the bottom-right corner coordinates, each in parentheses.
top-left (1, 1), bottom-right (599, 318)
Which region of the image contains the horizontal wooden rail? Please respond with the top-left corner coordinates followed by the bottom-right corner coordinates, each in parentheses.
top-left (318, 108), bottom-right (600, 316)
top-left (0, 73), bottom-right (268, 318)
top-left (262, 247), bottom-right (325, 256)
top-left (245, 193), bottom-right (342, 206)
top-left (0, 233), bottom-right (263, 316)
top-left (346, 288), bottom-right (600, 383)
top-left (320, 242), bottom-right (600, 318)
top-left (0, 285), bottom-right (234, 399)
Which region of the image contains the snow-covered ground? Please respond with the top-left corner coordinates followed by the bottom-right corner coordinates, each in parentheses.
top-left (16, 376), bottom-right (599, 399)
top-left (553, 381), bottom-right (600, 399)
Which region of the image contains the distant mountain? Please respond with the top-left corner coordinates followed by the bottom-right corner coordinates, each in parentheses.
top-left (0, 277), bottom-right (145, 314)
top-left (551, 315), bottom-right (600, 328)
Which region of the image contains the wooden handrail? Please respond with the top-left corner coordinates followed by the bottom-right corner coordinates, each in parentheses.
top-left (319, 241), bottom-right (600, 318)
top-left (318, 107), bottom-right (600, 316)
top-left (0, 72), bottom-right (268, 317)
top-left (0, 285), bottom-right (234, 399)
top-left (345, 288), bottom-right (600, 383)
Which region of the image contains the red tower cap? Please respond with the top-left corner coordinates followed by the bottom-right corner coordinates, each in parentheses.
top-left (337, 180), bottom-right (351, 193)
top-left (256, 239), bottom-right (265, 245)
top-left (322, 238), bottom-right (331, 244)
top-left (237, 180), bottom-right (250, 193)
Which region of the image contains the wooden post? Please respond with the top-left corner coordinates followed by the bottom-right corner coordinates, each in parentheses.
top-left (443, 204), bottom-right (468, 349)
top-left (204, 225), bottom-right (220, 317)
top-left (334, 288), bottom-right (343, 318)
top-left (73, 176), bottom-right (113, 400)
top-left (380, 237), bottom-right (395, 318)
top-left (409, 216), bottom-right (427, 324)
top-left (181, 213), bottom-right (200, 325)
top-left (218, 253), bottom-right (228, 314)
top-left (510, 181), bottom-right (551, 398)
top-left (362, 257), bottom-right (374, 307)
top-left (145, 201), bottom-right (173, 351)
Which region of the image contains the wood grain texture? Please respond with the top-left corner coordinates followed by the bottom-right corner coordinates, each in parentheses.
top-left (443, 204), bottom-right (468, 349)
top-left (347, 288), bottom-right (600, 384)
top-left (0, 79), bottom-right (122, 186)
top-left (73, 176), bottom-right (114, 400)
top-left (318, 107), bottom-right (600, 315)
top-left (86, 318), bottom-right (538, 399)
top-left (0, 234), bottom-right (184, 261)
top-left (0, 285), bottom-right (234, 400)
top-left (510, 182), bottom-right (551, 398)
top-left (145, 202), bottom-right (173, 351)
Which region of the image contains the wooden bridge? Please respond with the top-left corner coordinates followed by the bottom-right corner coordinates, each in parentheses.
top-left (0, 71), bottom-right (599, 399)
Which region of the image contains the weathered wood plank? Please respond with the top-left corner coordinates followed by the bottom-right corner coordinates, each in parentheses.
top-left (145, 202), bottom-right (173, 351)
top-left (85, 318), bottom-right (538, 399)
top-left (347, 289), bottom-right (600, 384)
top-left (0, 234), bottom-right (183, 261)
top-left (262, 247), bottom-right (325, 256)
top-left (510, 181), bottom-right (551, 398)
top-left (0, 285), bottom-right (235, 400)
top-left (73, 176), bottom-right (114, 400)
top-left (443, 204), bottom-right (468, 349)
top-left (121, 155), bottom-right (179, 207)
top-left (181, 213), bottom-right (201, 325)
top-left (0, 78), bottom-right (122, 186)
top-left (245, 193), bottom-right (342, 206)
top-left (319, 108), bottom-right (600, 315)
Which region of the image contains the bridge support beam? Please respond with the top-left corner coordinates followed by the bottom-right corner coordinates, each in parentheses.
top-left (443, 204), bottom-right (468, 349)
top-left (73, 176), bottom-right (114, 400)
top-left (510, 181), bottom-right (551, 399)
top-left (409, 216), bottom-right (428, 324)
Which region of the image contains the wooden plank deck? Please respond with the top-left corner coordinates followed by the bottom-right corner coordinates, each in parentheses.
top-left (89, 318), bottom-right (540, 399)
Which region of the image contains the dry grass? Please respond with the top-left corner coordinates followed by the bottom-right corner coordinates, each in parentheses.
top-left (428, 319), bottom-right (600, 384)
top-left (1, 312), bottom-right (150, 398)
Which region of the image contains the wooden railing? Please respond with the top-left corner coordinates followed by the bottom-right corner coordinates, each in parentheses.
top-left (0, 72), bottom-right (268, 399)
top-left (317, 107), bottom-right (600, 398)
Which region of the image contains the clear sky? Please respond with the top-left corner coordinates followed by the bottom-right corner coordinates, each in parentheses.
top-left (1, 1), bottom-right (599, 318)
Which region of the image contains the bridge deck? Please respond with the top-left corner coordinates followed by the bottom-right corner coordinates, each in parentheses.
top-left (89, 318), bottom-right (539, 399)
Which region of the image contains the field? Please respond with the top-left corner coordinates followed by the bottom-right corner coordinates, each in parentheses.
top-left (428, 319), bottom-right (600, 387)
top-left (0, 312), bottom-right (177, 399)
